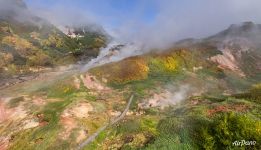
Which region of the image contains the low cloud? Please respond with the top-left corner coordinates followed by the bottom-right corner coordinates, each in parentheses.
top-left (0, 0), bottom-right (32, 22)
top-left (5, 0), bottom-right (261, 50)
top-left (25, 1), bottom-right (99, 30)
top-left (112, 0), bottom-right (261, 49)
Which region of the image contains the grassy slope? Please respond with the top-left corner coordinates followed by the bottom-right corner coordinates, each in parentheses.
top-left (3, 22), bottom-right (261, 149)
top-left (87, 46), bottom-right (261, 149)
top-left (0, 20), bottom-right (107, 77)
top-left (90, 47), bottom-right (256, 94)
top-left (8, 77), bottom-right (94, 149)
top-left (4, 45), bottom-right (260, 149)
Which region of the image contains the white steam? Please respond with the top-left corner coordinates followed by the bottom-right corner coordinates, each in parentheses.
top-left (81, 41), bottom-right (143, 72)
top-left (139, 84), bottom-right (192, 109)
top-left (25, 0), bottom-right (99, 30)
top-left (111, 0), bottom-right (261, 50)
top-left (24, 0), bottom-right (261, 50)
top-left (0, 0), bottom-right (34, 23)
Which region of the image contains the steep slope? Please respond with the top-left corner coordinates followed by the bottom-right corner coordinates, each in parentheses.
top-left (85, 22), bottom-right (261, 150)
top-left (206, 22), bottom-right (261, 78)
top-left (63, 25), bottom-right (109, 59)
top-left (0, 22), bottom-right (260, 149)
top-left (0, 0), bottom-right (108, 78)
top-left (91, 22), bottom-right (261, 91)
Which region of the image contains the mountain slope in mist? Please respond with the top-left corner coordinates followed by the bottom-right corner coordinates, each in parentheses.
top-left (85, 22), bottom-right (261, 149)
top-left (174, 22), bottom-right (261, 78)
top-left (91, 22), bottom-right (261, 91)
top-left (0, 2), bottom-right (260, 148)
top-left (0, 0), bottom-right (108, 79)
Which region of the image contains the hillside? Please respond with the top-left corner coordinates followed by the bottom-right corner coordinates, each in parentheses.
top-left (86, 22), bottom-right (261, 149)
top-left (91, 22), bottom-right (261, 92)
top-left (0, 0), bottom-right (108, 79)
top-left (0, 18), bottom-right (260, 150)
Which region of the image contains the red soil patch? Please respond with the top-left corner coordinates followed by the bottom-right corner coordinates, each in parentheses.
top-left (210, 50), bottom-right (245, 76)
top-left (233, 104), bottom-right (250, 112)
top-left (60, 116), bottom-right (76, 129)
top-left (0, 138), bottom-right (8, 150)
top-left (76, 129), bottom-right (88, 143)
top-left (80, 74), bottom-right (111, 92)
top-left (207, 104), bottom-right (250, 116)
top-left (0, 137), bottom-right (9, 150)
top-left (32, 97), bottom-right (46, 106)
top-left (58, 102), bottom-right (94, 139)
top-left (190, 99), bottom-right (199, 105)
top-left (62, 102), bottom-right (93, 119)
top-left (73, 76), bottom-right (81, 89)
top-left (36, 114), bottom-right (48, 127)
top-left (207, 105), bottom-right (229, 116)
top-left (0, 101), bottom-right (13, 123)
top-left (59, 116), bottom-right (77, 139)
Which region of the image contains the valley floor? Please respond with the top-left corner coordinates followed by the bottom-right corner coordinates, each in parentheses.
top-left (0, 64), bottom-right (260, 150)
top-left (0, 63), bottom-right (133, 150)
top-left (0, 41), bottom-right (260, 150)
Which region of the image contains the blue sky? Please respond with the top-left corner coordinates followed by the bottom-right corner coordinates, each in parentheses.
top-left (24, 0), bottom-right (261, 48)
top-left (25, 0), bottom-right (158, 29)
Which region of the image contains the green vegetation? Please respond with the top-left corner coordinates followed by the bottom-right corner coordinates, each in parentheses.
top-left (191, 112), bottom-right (261, 150)
top-left (8, 77), bottom-right (99, 149)
top-left (90, 56), bottom-right (149, 84)
top-left (234, 83), bottom-right (261, 103)
top-left (140, 99), bottom-right (259, 150)
top-left (0, 18), bottom-right (107, 78)
top-left (9, 100), bottom-right (73, 150)
top-left (3, 18), bottom-right (261, 150)
top-left (93, 86), bottom-right (260, 150)
top-left (84, 130), bottom-right (108, 150)
top-left (90, 47), bottom-right (227, 93)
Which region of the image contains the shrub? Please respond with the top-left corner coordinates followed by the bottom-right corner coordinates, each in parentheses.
top-left (234, 83), bottom-right (261, 103)
top-left (157, 117), bottom-right (182, 135)
top-left (148, 56), bottom-right (179, 76)
top-left (44, 79), bottom-right (78, 98)
top-left (192, 112), bottom-right (261, 150)
top-left (144, 117), bottom-right (193, 150)
top-left (90, 56), bottom-right (149, 84)
top-left (249, 83), bottom-right (261, 102)
top-left (0, 52), bottom-right (13, 68)
top-left (115, 119), bottom-right (141, 134)
top-left (6, 64), bottom-right (18, 75)
top-left (2, 35), bottom-right (35, 57)
top-left (27, 52), bottom-right (52, 66)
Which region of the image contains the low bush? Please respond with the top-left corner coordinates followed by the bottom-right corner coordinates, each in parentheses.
top-left (234, 83), bottom-right (261, 103)
top-left (191, 112), bottom-right (261, 150)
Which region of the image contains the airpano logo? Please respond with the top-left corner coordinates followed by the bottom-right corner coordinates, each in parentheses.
top-left (232, 140), bottom-right (256, 146)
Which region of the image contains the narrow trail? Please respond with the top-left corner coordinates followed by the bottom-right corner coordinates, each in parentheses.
top-left (77, 94), bottom-right (134, 150)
